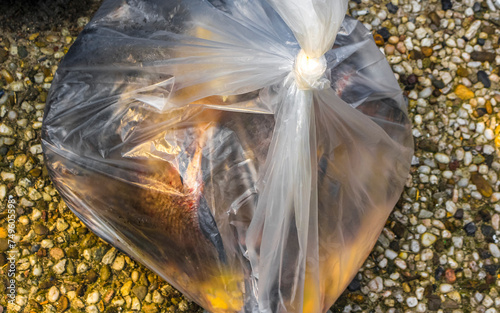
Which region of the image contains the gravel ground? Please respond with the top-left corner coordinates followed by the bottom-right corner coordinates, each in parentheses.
top-left (1, 0), bottom-right (500, 312)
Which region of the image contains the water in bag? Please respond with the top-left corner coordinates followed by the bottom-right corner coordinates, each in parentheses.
top-left (42, 0), bottom-right (413, 312)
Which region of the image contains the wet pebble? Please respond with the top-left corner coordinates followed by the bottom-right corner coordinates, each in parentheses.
top-left (477, 71), bottom-right (491, 88)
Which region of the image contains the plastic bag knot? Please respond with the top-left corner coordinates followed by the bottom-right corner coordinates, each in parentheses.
top-left (293, 49), bottom-right (329, 90)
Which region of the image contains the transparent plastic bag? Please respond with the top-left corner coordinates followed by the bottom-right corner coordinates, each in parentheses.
top-left (42, 0), bottom-right (413, 312)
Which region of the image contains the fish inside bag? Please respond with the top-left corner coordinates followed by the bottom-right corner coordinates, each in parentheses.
top-left (41, 0), bottom-right (413, 312)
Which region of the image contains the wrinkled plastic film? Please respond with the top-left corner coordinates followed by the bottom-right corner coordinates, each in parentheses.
top-left (266, 0), bottom-right (348, 58)
top-left (42, 0), bottom-right (413, 312)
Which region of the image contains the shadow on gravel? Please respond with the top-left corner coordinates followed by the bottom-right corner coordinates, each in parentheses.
top-left (0, 0), bottom-right (102, 32)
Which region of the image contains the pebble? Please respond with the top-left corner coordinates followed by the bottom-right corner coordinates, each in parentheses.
top-left (435, 153), bottom-right (450, 164)
top-left (132, 285), bottom-right (148, 301)
top-left (445, 268), bottom-right (456, 283)
top-left (471, 51), bottom-right (496, 63)
top-left (471, 173), bottom-right (493, 197)
top-left (422, 232), bottom-right (437, 246)
top-left (419, 87), bottom-right (432, 98)
top-left (56, 218), bottom-right (69, 232)
top-left (57, 296), bottom-right (69, 312)
top-left (489, 243), bottom-right (500, 258)
top-left (368, 277), bottom-right (384, 292)
top-left (86, 291), bottom-right (100, 304)
top-left (464, 222), bottom-right (477, 236)
top-left (386, 2), bottom-right (398, 13)
top-left (102, 248), bottom-right (117, 264)
top-left (442, 0), bottom-right (453, 10)
top-left (120, 280), bottom-right (133, 296)
top-left (47, 286), bottom-right (60, 302)
top-left (465, 20), bottom-right (481, 40)
top-left (49, 247), bottom-right (64, 260)
top-left (132, 297), bottom-right (141, 311)
top-left (112, 255), bottom-right (125, 271)
top-left (374, 34), bottom-right (384, 46)
top-left (407, 296), bottom-right (418, 307)
top-left (440, 284), bottom-right (454, 293)
top-left (455, 84), bottom-right (475, 100)
top-left (52, 259), bottom-right (67, 275)
top-left (0, 123), bottom-right (14, 136)
top-left (477, 71), bottom-right (491, 88)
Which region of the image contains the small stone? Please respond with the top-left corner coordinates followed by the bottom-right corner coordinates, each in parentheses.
top-left (86, 305), bottom-right (98, 313)
top-left (455, 85), bottom-right (475, 100)
top-left (34, 73), bottom-right (44, 84)
top-left (0, 123), bottom-right (14, 136)
top-left (428, 12), bottom-right (441, 26)
top-left (100, 265), bottom-right (111, 281)
top-left (486, 101), bottom-right (493, 114)
top-left (407, 296), bottom-right (418, 307)
top-left (347, 277), bottom-right (361, 292)
top-left (421, 47), bottom-right (433, 57)
top-left (465, 20), bottom-right (481, 40)
top-left (0, 69), bottom-right (14, 83)
top-left (152, 290), bottom-right (164, 304)
top-left (102, 248), bottom-right (117, 264)
top-left (368, 276), bottom-right (384, 292)
top-left (457, 67), bottom-right (469, 77)
top-left (432, 79), bottom-right (445, 89)
top-left (57, 296), bottom-right (69, 312)
top-left (419, 87), bottom-right (432, 98)
top-left (17, 46), bottom-right (28, 58)
top-left (86, 270), bottom-right (98, 284)
top-left (377, 28), bottom-right (390, 41)
top-left (464, 222), bottom-right (477, 236)
top-left (489, 243), bottom-right (500, 258)
top-left (445, 269), bottom-right (456, 283)
top-left (131, 297), bottom-right (141, 311)
top-left (1, 172), bottom-right (15, 181)
top-left (47, 286), bottom-right (60, 302)
top-left (386, 3), bottom-right (398, 13)
top-left (49, 247), bottom-right (64, 260)
top-left (86, 290), bottom-right (100, 304)
top-left (441, 0), bottom-right (452, 10)
top-left (422, 232), bottom-right (437, 246)
top-left (442, 299), bottom-right (459, 309)
top-left (471, 51), bottom-right (495, 63)
top-left (103, 289), bottom-right (115, 303)
top-left (52, 259), bottom-right (67, 275)
top-left (9, 81), bottom-right (24, 92)
top-left (407, 74), bottom-right (418, 85)
top-left (396, 42), bottom-right (406, 53)
top-left (56, 218), bottom-right (69, 232)
top-left (13, 155), bottom-right (27, 167)
top-left (388, 36), bottom-right (399, 44)
top-left (143, 304), bottom-right (159, 313)
top-left (34, 223), bottom-right (49, 236)
top-left (473, 1), bottom-right (481, 12)
top-left (120, 280), bottom-right (133, 296)
top-left (477, 71), bottom-right (491, 88)
top-left (428, 295), bottom-right (441, 310)
top-left (481, 225), bottom-right (495, 240)
top-left (132, 285), bottom-right (148, 301)
top-left (471, 173), bottom-right (493, 197)
top-left (435, 153), bottom-right (450, 164)
top-left (440, 283), bottom-right (454, 293)
top-left (385, 44), bottom-right (395, 55)
top-left (112, 255), bottom-right (125, 271)
top-left (374, 33), bottom-right (384, 46)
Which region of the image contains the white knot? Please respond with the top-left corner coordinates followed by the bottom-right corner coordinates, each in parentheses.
top-left (293, 50), bottom-right (329, 90)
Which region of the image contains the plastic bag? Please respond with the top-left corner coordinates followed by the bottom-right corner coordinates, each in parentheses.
top-left (42, 0), bottom-right (413, 312)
